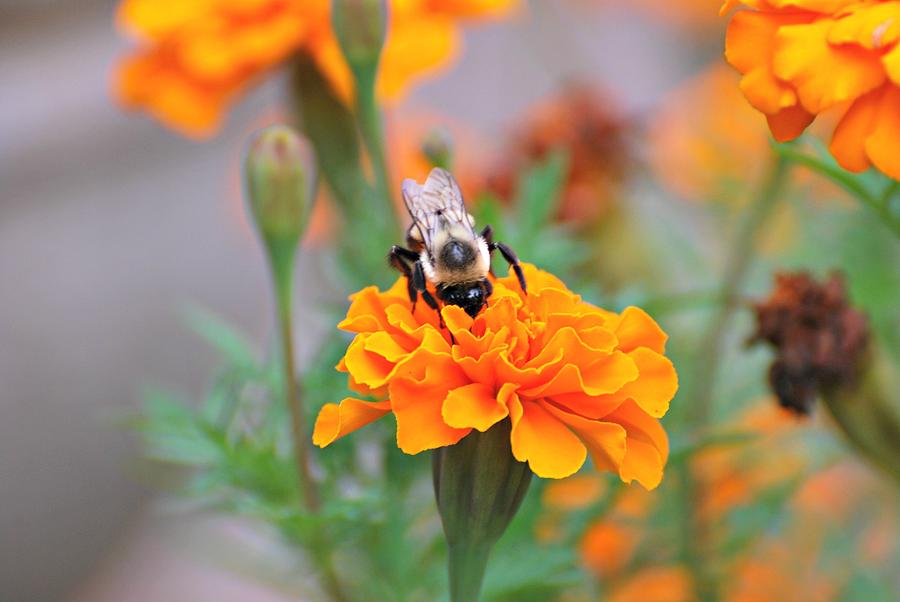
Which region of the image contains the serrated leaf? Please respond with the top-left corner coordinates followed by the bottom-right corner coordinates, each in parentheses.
top-left (514, 150), bottom-right (569, 237)
top-left (183, 305), bottom-right (258, 368)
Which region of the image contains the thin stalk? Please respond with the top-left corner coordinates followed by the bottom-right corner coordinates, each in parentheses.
top-left (269, 248), bottom-right (348, 602)
top-left (679, 153), bottom-right (792, 602)
top-left (776, 144), bottom-right (900, 237)
top-left (354, 69), bottom-right (393, 215)
top-left (273, 268), bottom-right (319, 513)
top-left (686, 153), bottom-right (790, 428)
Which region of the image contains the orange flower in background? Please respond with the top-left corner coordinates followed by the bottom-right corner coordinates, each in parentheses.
top-left (609, 566), bottom-right (696, 602)
top-left (115, 0), bottom-right (517, 136)
top-left (723, 0), bottom-right (900, 179)
top-left (649, 64), bottom-right (770, 202)
top-left (313, 264), bottom-right (678, 486)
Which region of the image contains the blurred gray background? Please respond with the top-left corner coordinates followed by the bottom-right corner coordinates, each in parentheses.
top-left (0, 1), bottom-right (694, 599)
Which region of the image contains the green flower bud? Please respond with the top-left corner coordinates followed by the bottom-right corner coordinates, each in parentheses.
top-left (822, 349), bottom-right (900, 487)
top-left (432, 420), bottom-right (533, 602)
top-left (245, 125), bottom-right (317, 247)
top-left (245, 125), bottom-right (317, 308)
top-left (332, 0), bottom-right (388, 72)
top-left (421, 126), bottom-right (454, 170)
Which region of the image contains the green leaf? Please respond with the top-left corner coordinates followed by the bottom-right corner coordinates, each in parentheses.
top-left (514, 150), bottom-right (569, 238)
top-left (183, 305), bottom-right (258, 369)
top-left (136, 391), bottom-right (222, 465)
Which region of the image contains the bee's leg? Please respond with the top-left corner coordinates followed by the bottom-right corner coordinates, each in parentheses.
top-left (482, 277), bottom-right (494, 298)
top-left (480, 225), bottom-right (497, 277)
top-left (389, 245), bottom-right (420, 309)
top-left (485, 235), bottom-right (527, 294)
top-left (412, 260), bottom-right (446, 330)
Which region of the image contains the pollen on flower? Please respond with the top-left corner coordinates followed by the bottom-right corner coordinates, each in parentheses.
top-left (312, 263), bottom-right (679, 489)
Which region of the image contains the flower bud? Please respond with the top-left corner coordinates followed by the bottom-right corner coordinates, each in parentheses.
top-left (432, 419), bottom-right (532, 601)
top-left (244, 125), bottom-right (317, 248)
top-left (421, 126), bottom-right (454, 170)
top-left (331, 0), bottom-right (388, 72)
top-left (821, 350), bottom-right (900, 486)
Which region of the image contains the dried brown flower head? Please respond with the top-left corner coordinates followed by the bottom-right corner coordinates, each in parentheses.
top-left (485, 85), bottom-right (632, 222)
top-left (749, 271), bottom-right (869, 415)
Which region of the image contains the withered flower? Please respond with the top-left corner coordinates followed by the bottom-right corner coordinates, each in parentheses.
top-left (484, 85), bottom-right (632, 222)
top-left (749, 271), bottom-right (869, 415)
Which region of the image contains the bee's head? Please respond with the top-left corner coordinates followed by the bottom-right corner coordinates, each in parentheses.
top-left (438, 283), bottom-right (486, 318)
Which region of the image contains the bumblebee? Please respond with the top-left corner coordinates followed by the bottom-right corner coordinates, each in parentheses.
top-left (389, 168), bottom-right (526, 320)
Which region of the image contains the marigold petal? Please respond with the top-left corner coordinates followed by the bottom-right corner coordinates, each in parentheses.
top-left (773, 20), bottom-right (885, 114)
top-left (340, 286), bottom-right (391, 332)
top-left (739, 68), bottom-right (798, 114)
top-left (883, 43), bottom-right (900, 85)
top-left (766, 105), bottom-right (816, 142)
top-left (550, 390), bottom-right (627, 420)
top-left (389, 354), bottom-right (470, 454)
top-left (830, 87), bottom-right (881, 172)
top-left (617, 348), bottom-right (679, 418)
top-left (605, 400), bottom-right (669, 490)
top-left (725, 9), bottom-right (813, 75)
top-left (525, 326), bottom-right (615, 370)
top-left (620, 438), bottom-right (665, 490)
top-left (343, 335), bottom-right (394, 388)
top-left (827, 2), bottom-right (900, 50)
top-left (520, 352), bottom-right (638, 399)
top-left (442, 382), bottom-right (511, 431)
top-left (864, 85), bottom-right (900, 180)
top-left (509, 397), bottom-right (587, 479)
top-left (544, 404), bottom-right (628, 475)
top-left (611, 307), bottom-right (668, 354)
top-left (452, 345), bottom-right (507, 388)
top-left (364, 331), bottom-right (411, 362)
top-left (312, 398), bottom-right (391, 447)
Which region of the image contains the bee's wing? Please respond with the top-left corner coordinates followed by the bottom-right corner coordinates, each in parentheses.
top-left (401, 168), bottom-right (472, 250)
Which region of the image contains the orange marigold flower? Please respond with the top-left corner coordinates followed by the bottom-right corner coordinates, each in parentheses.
top-left (313, 263), bottom-right (678, 487)
top-left (722, 0), bottom-right (900, 179)
top-left (115, 0), bottom-right (517, 136)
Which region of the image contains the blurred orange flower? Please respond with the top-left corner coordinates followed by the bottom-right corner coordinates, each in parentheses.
top-left (723, 0), bottom-right (900, 179)
top-left (649, 64), bottom-right (770, 202)
top-left (313, 264), bottom-right (678, 485)
top-left (609, 566), bottom-right (696, 602)
top-left (580, 519), bottom-right (640, 579)
top-left (115, 0), bottom-right (517, 136)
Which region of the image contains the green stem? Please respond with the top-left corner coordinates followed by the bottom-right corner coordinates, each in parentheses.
top-left (448, 542), bottom-right (492, 602)
top-left (679, 152), bottom-right (792, 602)
top-left (776, 144), bottom-right (900, 237)
top-left (271, 246), bottom-right (319, 513)
top-left (354, 69), bottom-right (392, 213)
top-left (686, 153), bottom-right (790, 427)
top-left (269, 244), bottom-right (348, 602)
